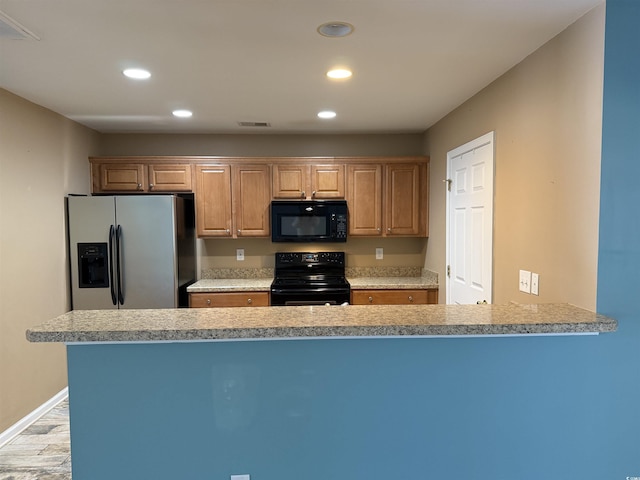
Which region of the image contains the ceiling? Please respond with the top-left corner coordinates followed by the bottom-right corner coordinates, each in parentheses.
top-left (0, 0), bottom-right (602, 134)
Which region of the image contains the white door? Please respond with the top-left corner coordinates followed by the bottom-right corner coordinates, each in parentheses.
top-left (446, 132), bottom-right (494, 304)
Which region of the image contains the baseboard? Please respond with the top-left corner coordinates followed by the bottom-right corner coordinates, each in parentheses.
top-left (0, 387), bottom-right (69, 448)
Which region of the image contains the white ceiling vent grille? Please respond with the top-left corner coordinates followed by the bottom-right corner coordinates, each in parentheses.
top-left (0, 10), bottom-right (40, 40)
top-left (238, 121), bottom-right (271, 128)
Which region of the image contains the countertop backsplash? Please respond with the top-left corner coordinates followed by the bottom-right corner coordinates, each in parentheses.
top-left (200, 266), bottom-right (438, 283)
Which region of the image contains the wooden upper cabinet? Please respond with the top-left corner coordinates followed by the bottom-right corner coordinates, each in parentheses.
top-left (385, 164), bottom-right (421, 236)
top-left (195, 164), bottom-right (271, 238)
top-left (148, 164), bottom-right (192, 192)
top-left (232, 164), bottom-right (271, 237)
top-left (273, 164), bottom-right (345, 199)
top-left (310, 164), bottom-right (345, 198)
top-left (195, 165), bottom-right (232, 237)
top-left (91, 159), bottom-right (192, 193)
top-left (272, 164), bottom-right (308, 198)
top-left (96, 163), bottom-right (147, 192)
top-left (347, 164), bottom-right (383, 236)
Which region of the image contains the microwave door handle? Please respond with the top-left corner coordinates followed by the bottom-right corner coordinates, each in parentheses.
top-left (108, 225), bottom-right (117, 305)
top-left (116, 225), bottom-right (124, 305)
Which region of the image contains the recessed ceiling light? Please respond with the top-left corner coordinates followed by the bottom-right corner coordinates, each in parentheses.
top-left (327, 69), bottom-right (352, 79)
top-left (317, 22), bottom-right (354, 38)
top-left (122, 68), bottom-right (151, 80)
top-left (172, 109), bottom-right (193, 118)
top-left (318, 111), bottom-right (337, 119)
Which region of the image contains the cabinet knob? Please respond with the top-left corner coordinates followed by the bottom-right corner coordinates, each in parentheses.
top-left (408, 295), bottom-right (414, 302)
top-left (247, 298), bottom-right (252, 304)
top-left (368, 296), bottom-right (373, 303)
top-left (377, 228), bottom-right (381, 233)
top-left (387, 228), bottom-right (392, 233)
top-left (301, 191), bottom-right (306, 198)
top-left (149, 183), bottom-right (154, 190)
top-left (237, 229), bottom-right (242, 234)
top-left (226, 229), bottom-right (230, 234)
top-left (137, 183), bottom-right (143, 190)
top-left (206, 299), bottom-right (211, 305)
top-left (312, 190), bottom-right (316, 197)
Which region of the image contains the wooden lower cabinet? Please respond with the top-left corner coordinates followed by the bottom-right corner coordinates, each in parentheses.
top-left (189, 292), bottom-right (270, 308)
top-left (351, 288), bottom-right (438, 305)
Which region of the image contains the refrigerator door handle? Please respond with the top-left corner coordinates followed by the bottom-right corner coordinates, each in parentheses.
top-left (116, 224), bottom-right (125, 305)
top-left (108, 225), bottom-right (117, 305)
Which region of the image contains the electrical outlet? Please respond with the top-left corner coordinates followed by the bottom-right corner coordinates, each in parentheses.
top-left (519, 270), bottom-right (531, 294)
top-left (531, 273), bottom-right (539, 295)
top-left (375, 247), bottom-right (383, 260)
top-left (236, 249), bottom-right (245, 261)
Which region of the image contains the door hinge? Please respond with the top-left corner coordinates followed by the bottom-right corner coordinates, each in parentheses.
top-left (447, 265), bottom-right (451, 278)
top-left (443, 178), bottom-right (452, 192)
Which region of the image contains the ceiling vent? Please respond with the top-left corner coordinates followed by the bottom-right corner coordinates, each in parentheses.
top-left (238, 121), bottom-right (271, 128)
top-left (0, 10), bottom-right (40, 40)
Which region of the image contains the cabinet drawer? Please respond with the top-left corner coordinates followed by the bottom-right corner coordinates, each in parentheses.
top-left (189, 292), bottom-right (269, 308)
top-left (351, 289), bottom-right (438, 305)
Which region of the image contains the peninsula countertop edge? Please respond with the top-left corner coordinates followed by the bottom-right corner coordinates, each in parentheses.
top-left (26, 303), bottom-right (617, 343)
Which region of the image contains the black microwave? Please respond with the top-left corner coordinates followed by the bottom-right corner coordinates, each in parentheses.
top-left (271, 200), bottom-right (348, 242)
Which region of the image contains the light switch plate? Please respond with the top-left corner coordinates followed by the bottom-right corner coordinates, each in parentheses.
top-left (375, 247), bottom-right (383, 260)
top-left (519, 270), bottom-right (531, 294)
top-left (236, 249), bottom-right (245, 261)
top-left (231, 475), bottom-right (250, 480)
top-left (531, 273), bottom-right (539, 295)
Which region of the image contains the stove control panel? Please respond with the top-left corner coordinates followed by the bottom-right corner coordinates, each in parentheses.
top-left (275, 251), bottom-right (345, 267)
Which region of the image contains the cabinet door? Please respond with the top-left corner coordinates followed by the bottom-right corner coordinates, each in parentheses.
top-left (96, 164), bottom-right (146, 192)
top-left (190, 292), bottom-right (269, 307)
top-left (311, 164), bottom-right (345, 198)
top-left (195, 165), bottom-right (232, 237)
top-left (347, 164), bottom-right (383, 236)
top-left (272, 164), bottom-right (309, 198)
top-left (148, 164), bottom-right (192, 192)
top-left (233, 164), bottom-right (271, 237)
top-left (385, 164), bottom-right (421, 236)
top-left (351, 289), bottom-right (437, 305)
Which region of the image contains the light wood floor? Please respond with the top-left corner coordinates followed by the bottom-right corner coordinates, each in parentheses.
top-left (0, 399), bottom-right (71, 479)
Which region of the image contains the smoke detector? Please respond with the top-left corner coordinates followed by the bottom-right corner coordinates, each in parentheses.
top-left (317, 22), bottom-right (354, 38)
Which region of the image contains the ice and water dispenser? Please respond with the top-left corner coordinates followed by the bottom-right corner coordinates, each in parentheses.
top-left (77, 243), bottom-right (109, 288)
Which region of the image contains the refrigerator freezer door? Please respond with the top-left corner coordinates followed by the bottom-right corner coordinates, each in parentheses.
top-left (115, 196), bottom-right (178, 309)
top-left (68, 196), bottom-right (118, 310)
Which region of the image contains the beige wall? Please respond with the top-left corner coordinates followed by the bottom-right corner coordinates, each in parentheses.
top-left (199, 237), bottom-right (427, 271)
top-left (0, 89), bottom-right (99, 431)
top-left (424, 5), bottom-right (604, 308)
top-left (97, 133), bottom-right (425, 157)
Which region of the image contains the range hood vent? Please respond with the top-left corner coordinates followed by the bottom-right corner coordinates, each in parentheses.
top-left (238, 121), bottom-right (271, 128)
top-left (0, 10), bottom-right (40, 40)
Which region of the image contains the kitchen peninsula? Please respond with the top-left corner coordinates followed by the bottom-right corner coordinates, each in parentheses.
top-left (26, 305), bottom-right (616, 480)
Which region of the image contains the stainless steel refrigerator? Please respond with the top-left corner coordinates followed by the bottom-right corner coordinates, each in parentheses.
top-left (67, 195), bottom-right (196, 309)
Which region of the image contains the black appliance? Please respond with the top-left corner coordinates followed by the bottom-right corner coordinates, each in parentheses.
top-left (271, 200), bottom-right (348, 243)
top-left (270, 252), bottom-right (351, 306)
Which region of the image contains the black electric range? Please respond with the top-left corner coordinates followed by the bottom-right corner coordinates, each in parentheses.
top-left (270, 252), bottom-right (350, 306)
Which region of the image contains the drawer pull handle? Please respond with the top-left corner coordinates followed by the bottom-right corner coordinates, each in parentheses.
top-left (408, 295), bottom-right (413, 302)
top-left (247, 298), bottom-right (252, 304)
top-left (368, 296), bottom-right (373, 303)
top-left (206, 299), bottom-right (211, 305)
top-left (149, 183), bottom-right (154, 190)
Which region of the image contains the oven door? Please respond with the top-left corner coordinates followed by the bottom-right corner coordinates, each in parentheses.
top-left (270, 287), bottom-right (350, 306)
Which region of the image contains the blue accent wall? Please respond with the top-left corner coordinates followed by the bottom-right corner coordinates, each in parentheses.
top-left (65, 1), bottom-right (640, 478)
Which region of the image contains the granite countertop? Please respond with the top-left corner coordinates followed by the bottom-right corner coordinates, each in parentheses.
top-left (26, 303), bottom-right (616, 343)
top-left (348, 277), bottom-right (438, 289)
top-left (187, 268), bottom-right (439, 292)
top-left (187, 278), bottom-right (272, 292)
